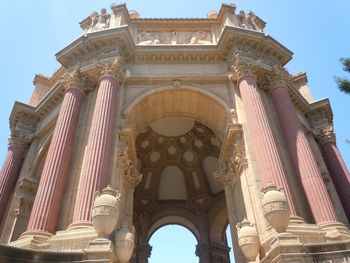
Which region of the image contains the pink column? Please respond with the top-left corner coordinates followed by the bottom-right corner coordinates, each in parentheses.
top-left (233, 69), bottom-right (298, 217)
top-left (270, 84), bottom-right (337, 223)
top-left (319, 134), bottom-right (350, 221)
top-left (0, 143), bottom-right (25, 224)
top-left (70, 71), bottom-right (119, 228)
top-left (24, 77), bottom-right (85, 236)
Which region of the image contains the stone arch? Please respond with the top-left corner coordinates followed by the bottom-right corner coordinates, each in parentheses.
top-left (209, 204), bottom-right (229, 242)
top-left (124, 85), bottom-right (233, 139)
top-left (148, 215), bottom-right (200, 242)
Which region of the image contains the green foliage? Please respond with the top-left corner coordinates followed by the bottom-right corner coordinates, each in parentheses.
top-left (340, 57), bottom-right (350, 72)
top-left (336, 57), bottom-right (350, 94)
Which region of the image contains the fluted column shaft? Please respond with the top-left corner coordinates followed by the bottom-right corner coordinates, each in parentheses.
top-left (72, 75), bottom-right (119, 226)
top-left (0, 145), bottom-right (24, 223)
top-left (271, 85), bottom-right (337, 223)
top-left (26, 86), bottom-right (85, 234)
top-left (237, 74), bottom-right (298, 216)
top-left (322, 141), bottom-right (350, 221)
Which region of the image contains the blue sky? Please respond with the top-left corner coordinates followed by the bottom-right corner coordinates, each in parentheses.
top-left (0, 1), bottom-right (349, 262)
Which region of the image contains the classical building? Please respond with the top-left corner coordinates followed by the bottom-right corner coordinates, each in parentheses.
top-left (0, 3), bottom-right (349, 263)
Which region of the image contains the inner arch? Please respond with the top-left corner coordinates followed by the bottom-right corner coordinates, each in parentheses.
top-left (125, 87), bottom-right (232, 139)
top-left (149, 225), bottom-right (198, 263)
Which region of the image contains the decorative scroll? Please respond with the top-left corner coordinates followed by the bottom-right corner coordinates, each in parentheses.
top-left (118, 147), bottom-right (142, 188)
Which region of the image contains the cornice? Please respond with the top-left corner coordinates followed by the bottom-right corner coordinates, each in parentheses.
top-left (56, 22), bottom-right (292, 69)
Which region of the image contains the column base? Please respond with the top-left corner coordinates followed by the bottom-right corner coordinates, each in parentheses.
top-left (261, 233), bottom-right (310, 263)
top-left (318, 221), bottom-right (350, 241)
top-left (84, 238), bottom-right (115, 263)
top-left (68, 220), bottom-right (94, 230)
top-left (48, 225), bottom-right (97, 251)
top-left (289, 216), bottom-right (306, 224)
top-left (10, 230), bottom-right (52, 249)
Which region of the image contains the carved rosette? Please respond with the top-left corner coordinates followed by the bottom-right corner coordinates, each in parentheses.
top-left (315, 124), bottom-right (336, 145)
top-left (118, 147), bottom-right (142, 188)
top-left (100, 55), bottom-right (126, 83)
top-left (228, 54), bottom-right (261, 82)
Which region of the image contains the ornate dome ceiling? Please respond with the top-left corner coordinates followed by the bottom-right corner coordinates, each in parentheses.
top-left (135, 118), bottom-right (224, 214)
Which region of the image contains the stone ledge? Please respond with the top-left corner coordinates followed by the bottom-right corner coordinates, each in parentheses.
top-left (0, 244), bottom-right (84, 263)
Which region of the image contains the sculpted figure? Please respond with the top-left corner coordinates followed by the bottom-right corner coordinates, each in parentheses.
top-left (138, 31), bottom-right (160, 45)
top-left (189, 31), bottom-right (212, 44)
top-left (92, 8), bottom-right (110, 31)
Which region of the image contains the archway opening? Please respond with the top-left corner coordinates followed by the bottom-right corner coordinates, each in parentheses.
top-left (226, 226), bottom-right (235, 263)
top-left (149, 224), bottom-right (198, 263)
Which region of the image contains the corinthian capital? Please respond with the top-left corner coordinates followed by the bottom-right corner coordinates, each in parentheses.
top-left (266, 65), bottom-right (292, 92)
top-left (61, 67), bottom-right (92, 94)
top-left (9, 111), bottom-right (38, 151)
top-left (100, 54), bottom-right (125, 83)
top-left (228, 53), bottom-right (262, 82)
top-left (8, 131), bottom-right (31, 151)
top-left (315, 124), bottom-right (336, 145)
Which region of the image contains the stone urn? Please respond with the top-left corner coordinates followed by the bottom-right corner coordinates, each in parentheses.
top-left (114, 219), bottom-right (135, 263)
top-left (236, 218), bottom-right (260, 262)
top-left (92, 185), bottom-right (121, 238)
top-left (261, 183), bottom-right (290, 233)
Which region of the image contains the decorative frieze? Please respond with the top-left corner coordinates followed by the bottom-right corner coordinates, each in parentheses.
top-left (137, 30), bottom-right (213, 45)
